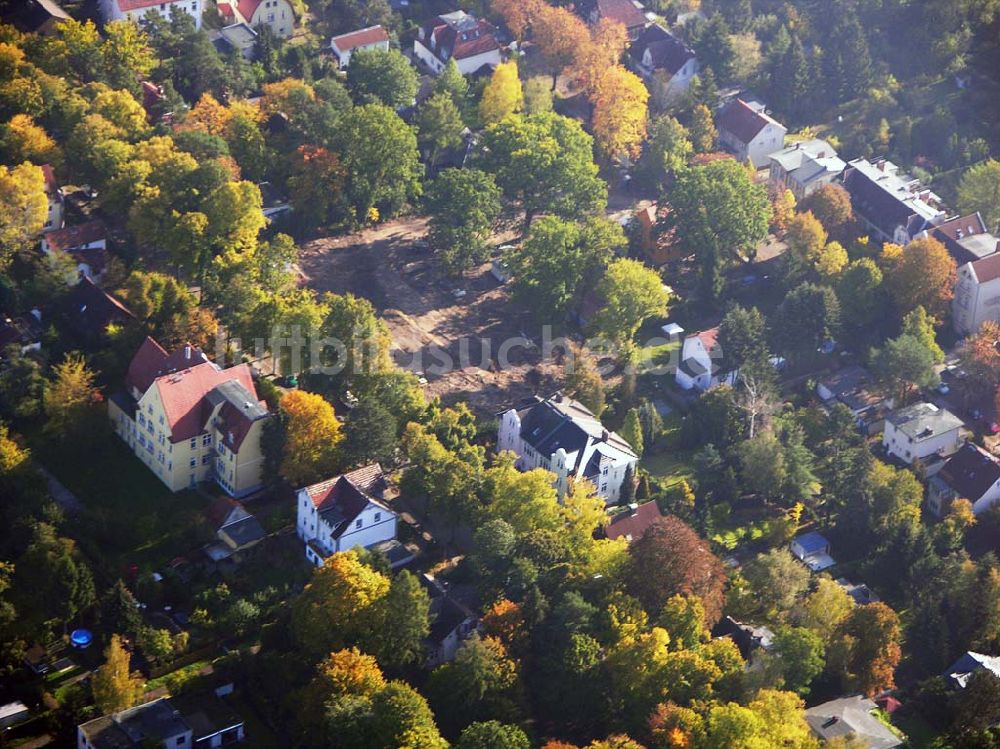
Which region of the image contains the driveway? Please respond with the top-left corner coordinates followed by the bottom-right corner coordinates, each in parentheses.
top-left (38, 466), bottom-right (83, 515)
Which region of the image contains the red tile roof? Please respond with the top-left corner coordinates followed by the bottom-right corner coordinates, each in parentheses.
top-left (125, 336), bottom-right (169, 395)
top-left (218, 2), bottom-right (234, 17)
top-left (114, 0), bottom-right (188, 10)
top-left (695, 327), bottom-right (720, 349)
top-left (972, 253), bottom-right (1000, 284)
top-left (596, 0), bottom-right (647, 30)
top-left (717, 99), bottom-right (780, 145)
top-left (331, 25), bottom-right (389, 52)
top-left (605, 501), bottom-right (663, 541)
top-left (304, 463), bottom-right (385, 508)
top-left (44, 220), bottom-right (106, 253)
top-left (429, 17), bottom-right (500, 61)
top-left (41, 164), bottom-right (58, 196)
top-left (207, 496), bottom-right (240, 529)
top-left (236, 0), bottom-right (264, 21)
top-left (70, 246), bottom-right (108, 277)
top-left (153, 361), bottom-right (256, 442)
top-left (303, 464), bottom-right (388, 539)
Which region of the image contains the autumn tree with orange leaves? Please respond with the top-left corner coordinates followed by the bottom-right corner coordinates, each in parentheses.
top-left (287, 145), bottom-right (346, 228)
top-left (831, 601), bottom-right (902, 696)
top-left (491, 0), bottom-right (544, 42)
top-left (532, 4), bottom-right (592, 89)
top-left (886, 236), bottom-right (957, 322)
top-left (961, 320), bottom-right (1000, 401)
top-left (573, 18), bottom-right (629, 95)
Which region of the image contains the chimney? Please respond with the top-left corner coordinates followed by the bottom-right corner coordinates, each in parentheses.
top-left (601, 429), bottom-right (609, 442)
top-left (184, 345), bottom-right (191, 360)
top-left (244, 401), bottom-right (252, 410)
top-left (629, 502), bottom-right (639, 515)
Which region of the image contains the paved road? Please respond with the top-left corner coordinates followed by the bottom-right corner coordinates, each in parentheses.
top-left (38, 467), bottom-right (83, 515)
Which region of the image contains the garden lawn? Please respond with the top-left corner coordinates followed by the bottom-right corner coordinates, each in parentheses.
top-left (641, 450), bottom-right (696, 490)
top-left (29, 423), bottom-right (208, 579)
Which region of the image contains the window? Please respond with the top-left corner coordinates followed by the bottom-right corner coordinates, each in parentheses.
top-left (139, 414), bottom-right (145, 427)
top-left (374, 512), bottom-right (381, 522)
top-left (355, 519), bottom-right (363, 529)
top-left (190, 458), bottom-right (197, 467)
top-left (159, 414), bottom-right (164, 425)
top-left (602, 466), bottom-right (609, 476)
top-left (202, 434), bottom-right (212, 447)
top-left (190, 437), bottom-right (197, 449)
top-left (600, 483), bottom-right (608, 493)
top-left (202, 455), bottom-right (211, 465)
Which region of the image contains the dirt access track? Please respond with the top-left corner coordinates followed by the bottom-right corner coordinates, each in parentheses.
top-left (297, 217), bottom-right (562, 415)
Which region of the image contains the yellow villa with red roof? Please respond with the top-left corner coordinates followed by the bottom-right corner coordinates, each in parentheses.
top-left (109, 337), bottom-right (271, 497)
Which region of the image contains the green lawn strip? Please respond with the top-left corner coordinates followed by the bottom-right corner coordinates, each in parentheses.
top-left (641, 449), bottom-right (696, 490)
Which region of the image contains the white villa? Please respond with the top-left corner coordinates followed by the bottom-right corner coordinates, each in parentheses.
top-left (497, 392), bottom-right (638, 505)
top-left (296, 464), bottom-right (397, 567)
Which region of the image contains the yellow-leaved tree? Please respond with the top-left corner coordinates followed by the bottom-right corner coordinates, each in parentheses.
top-left (92, 635), bottom-right (145, 714)
top-left (292, 550), bottom-right (390, 657)
top-left (0, 162), bottom-right (47, 270)
top-left (278, 389), bottom-right (344, 487)
top-left (479, 61), bottom-right (523, 125)
top-left (590, 65), bottom-right (649, 160)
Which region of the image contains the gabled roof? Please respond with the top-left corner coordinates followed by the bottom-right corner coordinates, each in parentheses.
top-left (125, 338), bottom-right (212, 397)
top-left (219, 514), bottom-right (265, 547)
top-left (631, 24), bottom-right (695, 75)
top-left (67, 277), bottom-right (134, 336)
top-left (605, 501), bottom-right (663, 542)
top-left (40, 164), bottom-right (59, 197)
top-left (595, 0), bottom-right (646, 29)
top-left (152, 361), bottom-right (257, 443)
top-left (125, 336), bottom-right (169, 394)
top-left (301, 464), bottom-right (390, 539)
top-left (945, 651), bottom-right (1000, 688)
top-left (804, 696), bottom-right (903, 749)
top-left (4, 0), bottom-right (69, 33)
top-left (207, 496), bottom-right (242, 530)
top-left (933, 213), bottom-right (997, 264)
top-left (44, 220), bottom-right (106, 253)
top-left (208, 379), bottom-right (269, 451)
top-left (792, 531), bottom-right (829, 555)
top-left (937, 442), bottom-right (1000, 502)
top-left (842, 158), bottom-right (944, 240)
top-left (424, 12), bottom-right (500, 61)
top-left (968, 252), bottom-right (1000, 284)
top-left (716, 99), bottom-right (783, 144)
top-left (331, 25), bottom-right (390, 52)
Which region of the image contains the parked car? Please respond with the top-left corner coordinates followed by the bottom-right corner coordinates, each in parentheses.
top-left (936, 382), bottom-right (950, 395)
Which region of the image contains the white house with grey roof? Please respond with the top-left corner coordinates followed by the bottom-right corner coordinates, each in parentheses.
top-left (928, 442), bottom-right (1000, 517)
top-left (296, 464), bottom-right (397, 566)
top-left (497, 392), bottom-right (638, 505)
top-left (882, 402), bottom-right (965, 466)
top-left (628, 24), bottom-right (698, 107)
top-left (768, 139), bottom-right (846, 201)
top-left (804, 695), bottom-right (902, 749)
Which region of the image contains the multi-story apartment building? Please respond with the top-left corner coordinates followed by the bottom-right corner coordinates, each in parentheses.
top-left (109, 337), bottom-right (270, 497)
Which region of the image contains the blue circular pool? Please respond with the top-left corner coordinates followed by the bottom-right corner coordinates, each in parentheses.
top-left (70, 629), bottom-right (93, 648)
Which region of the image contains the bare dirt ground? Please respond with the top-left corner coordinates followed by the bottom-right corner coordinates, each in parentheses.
top-left (297, 217), bottom-right (562, 415)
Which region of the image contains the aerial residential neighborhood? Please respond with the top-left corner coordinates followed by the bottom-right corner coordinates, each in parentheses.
top-left (2, 0), bottom-right (1000, 747)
